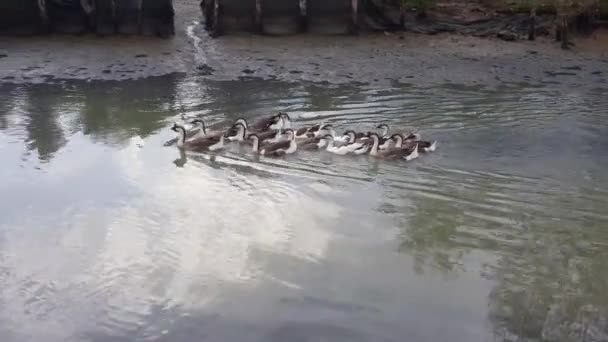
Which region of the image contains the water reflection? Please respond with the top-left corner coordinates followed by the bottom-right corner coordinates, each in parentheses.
top-left (0, 76), bottom-right (607, 342)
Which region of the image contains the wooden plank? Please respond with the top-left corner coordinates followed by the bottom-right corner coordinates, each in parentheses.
top-left (299, 0), bottom-right (307, 32)
top-left (255, 0), bottom-right (263, 33)
top-left (351, 0), bottom-right (358, 33)
top-left (211, 0), bottom-right (222, 37)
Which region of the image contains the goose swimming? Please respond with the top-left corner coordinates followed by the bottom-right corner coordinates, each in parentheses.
top-left (171, 123), bottom-right (226, 152)
top-left (249, 129), bottom-right (297, 156)
top-left (320, 135), bottom-right (351, 156)
top-left (368, 133), bottom-right (418, 161)
top-left (392, 133), bottom-right (437, 153)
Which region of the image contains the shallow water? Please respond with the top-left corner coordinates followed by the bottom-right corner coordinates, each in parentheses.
top-left (1, 76), bottom-right (607, 342)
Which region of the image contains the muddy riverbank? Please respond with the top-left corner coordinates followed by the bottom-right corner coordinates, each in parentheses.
top-left (1, 0), bottom-right (607, 88)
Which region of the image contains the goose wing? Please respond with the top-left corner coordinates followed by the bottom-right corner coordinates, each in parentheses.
top-left (252, 116), bottom-right (277, 131)
top-left (185, 134), bottom-right (222, 150)
top-left (262, 140), bottom-right (291, 154)
top-left (257, 130), bottom-right (279, 142)
top-left (295, 127), bottom-right (310, 137)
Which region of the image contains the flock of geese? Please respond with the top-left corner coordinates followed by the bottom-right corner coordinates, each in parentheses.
top-left (167, 112), bottom-right (437, 161)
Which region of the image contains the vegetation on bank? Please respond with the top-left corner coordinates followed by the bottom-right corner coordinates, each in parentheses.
top-left (391, 0), bottom-right (605, 49)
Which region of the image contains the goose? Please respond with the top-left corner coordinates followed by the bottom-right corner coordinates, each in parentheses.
top-left (252, 112), bottom-right (291, 131)
top-left (227, 121), bottom-right (248, 142)
top-left (376, 125), bottom-right (420, 150)
top-left (368, 133), bottom-right (418, 161)
top-left (227, 120), bottom-right (282, 144)
top-left (171, 123), bottom-right (226, 152)
top-left (299, 136), bottom-right (329, 150)
top-left (352, 141), bottom-right (372, 155)
top-left (276, 112), bottom-right (292, 129)
top-left (377, 124), bottom-right (390, 138)
top-left (163, 119), bottom-right (207, 146)
top-left (320, 135), bottom-right (351, 156)
top-left (392, 133), bottom-right (437, 153)
top-left (294, 123), bottom-right (334, 139)
top-left (252, 113), bottom-right (281, 131)
top-left (340, 130), bottom-right (367, 152)
top-left (250, 129), bottom-right (297, 156)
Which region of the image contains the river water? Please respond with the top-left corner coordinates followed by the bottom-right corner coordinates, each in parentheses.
top-left (1, 76), bottom-right (607, 342)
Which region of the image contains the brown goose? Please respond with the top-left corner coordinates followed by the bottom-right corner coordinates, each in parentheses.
top-left (171, 123), bottom-right (226, 152)
top-left (228, 121), bottom-right (283, 144)
top-left (368, 133), bottom-right (418, 161)
top-left (392, 133), bottom-right (437, 153)
top-left (251, 112), bottom-right (290, 131)
top-left (299, 136), bottom-right (329, 150)
top-left (249, 129), bottom-right (297, 156)
top-left (164, 119), bottom-right (208, 146)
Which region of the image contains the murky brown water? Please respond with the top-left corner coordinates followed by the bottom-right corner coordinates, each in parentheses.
top-left (1, 76), bottom-right (607, 342)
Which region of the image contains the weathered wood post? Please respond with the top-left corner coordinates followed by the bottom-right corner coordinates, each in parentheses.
top-left (561, 15), bottom-right (569, 49)
top-left (38, 0), bottom-right (49, 30)
top-left (399, 0), bottom-right (406, 29)
top-left (141, 0), bottom-right (175, 37)
top-left (211, 0), bottom-right (222, 37)
top-left (299, 0), bottom-right (308, 33)
top-left (94, 0), bottom-right (117, 35)
top-left (351, 0), bottom-right (359, 34)
top-left (255, 0), bottom-right (264, 33)
top-left (115, 0), bottom-right (141, 35)
top-left (528, 7), bottom-right (536, 40)
top-left (0, 0), bottom-right (42, 35)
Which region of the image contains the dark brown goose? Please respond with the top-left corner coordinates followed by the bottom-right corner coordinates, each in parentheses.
top-left (164, 119), bottom-right (208, 146)
top-left (392, 133), bottom-right (437, 153)
top-left (299, 136), bottom-right (329, 150)
top-left (171, 123), bottom-right (226, 152)
top-left (249, 129), bottom-right (297, 156)
top-left (368, 133), bottom-right (418, 161)
top-left (251, 112), bottom-right (290, 131)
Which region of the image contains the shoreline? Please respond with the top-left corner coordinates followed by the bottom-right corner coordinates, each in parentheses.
top-left (1, 0), bottom-right (607, 89)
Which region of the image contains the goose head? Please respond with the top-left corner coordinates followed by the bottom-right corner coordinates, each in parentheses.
top-left (343, 130), bottom-right (357, 143)
top-left (284, 129), bottom-right (295, 141)
top-left (316, 124), bottom-right (335, 138)
top-left (320, 134), bottom-right (334, 146)
top-left (171, 123), bottom-right (187, 147)
top-left (249, 134), bottom-right (260, 152)
top-left (404, 130), bottom-right (421, 142)
top-left (390, 133), bottom-right (404, 148)
top-left (368, 133), bottom-right (381, 149)
top-left (268, 114), bottom-right (284, 130)
top-left (234, 118), bottom-right (249, 129)
top-left (171, 123), bottom-right (185, 133)
top-left (229, 122), bottom-right (247, 141)
top-left (376, 124), bottom-right (389, 137)
top-left (190, 119), bottom-right (207, 135)
top-left (279, 112), bottom-right (291, 128)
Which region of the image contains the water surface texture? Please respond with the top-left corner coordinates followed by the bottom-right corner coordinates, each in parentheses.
top-left (1, 76), bottom-right (607, 342)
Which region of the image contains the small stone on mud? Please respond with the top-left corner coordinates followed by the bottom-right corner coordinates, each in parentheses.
top-left (289, 70), bottom-right (302, 74)
top-left (135, 54), bottom-right (148, 58)
top-left (527, 50), bottom-right (538, 55)
top-left (562, 65), bottom-right (581, 71)
top-left (197, 64), bottom-right (214, 75)
top-left (497, 31), bottom-right (517, 41)
top-left (591, 71), bottom-right (603, 75)
top-left (3, 76), bottom-right (15, 80)
top-left (102, 69), bottom-right (111, 74)
top-left (0, 54), bottom-right (7, 58)
top-left (242, 69), bottom-right (255, 74)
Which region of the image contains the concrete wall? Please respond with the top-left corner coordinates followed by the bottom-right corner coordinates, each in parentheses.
top-left (0, 1), bottom-right (42, 35)
top-left (0, 0), bottom-right (174, 37)
top-left (208, 0), bottom-right (355, 35)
